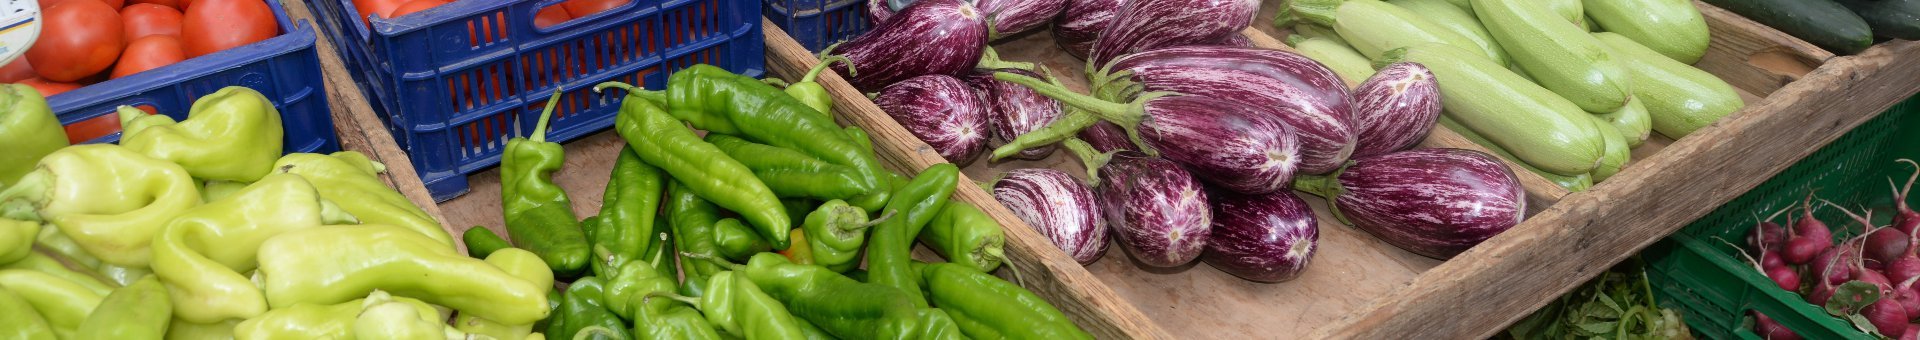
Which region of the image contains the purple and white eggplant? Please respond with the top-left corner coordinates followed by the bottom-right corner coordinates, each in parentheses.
top-left (1053, 0), bottom-right (1124, 60)
top-left (1212, 34), bottom-right (1254, 48)
top-left (1350, 62), bottom-right (1442, 158)
top-left (967, 68), bottom-right (1065, 160)
top-left (1098, 152), bottom-right (1212, 268)
top-left (995, 71), bottom-right (1301, 194)
top-left (867, 0), bottom-right (897, 25)
top-left (992, 168), bottom-right (1108, 264)
top-left (976, 0), bottom-right (1069, 39)
top-left (1093, 46), bottom-right (1353, 175)
top-left (1086, 0), bottom-right (1260, 67)
top-left (1078, 120), bottom-right (1136, 153)
top-left (834, 0), bottom-right (988, 91)
top-left (875, 75), bottom-right (991, 165)
top-left (1294, 148), bottom-right (1525, 259)
top-left (1203, 190), bottom-right (1318, 283)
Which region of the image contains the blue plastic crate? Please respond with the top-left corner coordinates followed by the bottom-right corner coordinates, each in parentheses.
top-left (309, 0), bottom-right (765, 201)
top-left (763, 0), bottom-right (869, 51)
top-left (51, 0), bottom-right (338, 155)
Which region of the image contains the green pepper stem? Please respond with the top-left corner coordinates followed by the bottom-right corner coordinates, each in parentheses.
top-left (592, 82), bottom-right (668, 106)
top-left (1060, 138), bottom-right (1113, 186)
top-left (679, 251), bottom-right (745, 271)
top-left (641, 292), bottom-right (700, 309)
top-left (113, 105), bottom-right (154, 137)
top-left (806, 56), bottom-right (855, 82)
top-left (761, 78), bottom-right (791, 89)
top-left (530, 89), bottom-right (564, 143)
top-left (572, 326), bottom-right (621, 340)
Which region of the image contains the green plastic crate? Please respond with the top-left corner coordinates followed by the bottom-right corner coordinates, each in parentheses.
top-left (1644, 95), bottom-right (1920, 339)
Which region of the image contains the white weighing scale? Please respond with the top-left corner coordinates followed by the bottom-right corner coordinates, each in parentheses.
top-left (0, 0), bottom-right (40, 66)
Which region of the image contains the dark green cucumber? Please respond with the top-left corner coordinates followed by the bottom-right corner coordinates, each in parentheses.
top-left (1701, 0), bottom-right (1872, 54)
top-left (1835, 0), bottom-right (1920, 40)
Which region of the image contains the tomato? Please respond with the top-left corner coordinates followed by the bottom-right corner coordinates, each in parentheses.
top-left (129, 0), bottom-right (181, 8)
top-left (17, 78), bottom-right (83, 97)
top-left (351, 0), bottom-right (406, 24)
top-left (181, 0), bottom-right (276, 57)
top-left (387, 0), bottom-right (446, 18)
top-left (110, 35), bottom-right (186, 79)
top-left (121, 3), bottom-right (184, 41)
top-left (560, 0), bottom-right (628, 18)
top-left (534, 5), bottom-right (573, 28)
top-left (28, 1), bottom-right (124, 82)
top-left (101, 0), bottom-right (123, 10)
top-left (0, 59), bottom-right (36, 83)
top-left (37, 0), bottom-right (75, 9)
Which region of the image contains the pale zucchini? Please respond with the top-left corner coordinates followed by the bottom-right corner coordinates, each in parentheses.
top-left (1383, 43), bottom-right (1605, 176)
top-left (1439, 116), bottom-right (1595, 192)
top-left (1286, 35), bottom-right (1376, 88)
top-left (1292, 0), bottom-right (1505, 64)
top-left (1474, 0), bottom-right (1633, 113)
top-left (1589, 115), bottom-right (1631, 182)
top-left (1389, 0), bottom-right (1511, 67)
top-left (1597, 96), bottom-right (1653, 148)
top-left (1545, 0), bottom-right (1586, 28)
top-left (1593, 32), bottom-right (1744, 139)
top-left (1584, 0), bottom-right (1711, 64)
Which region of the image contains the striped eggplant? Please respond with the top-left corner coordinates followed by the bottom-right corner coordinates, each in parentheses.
top-left (1093, 46), bottom-right (1355, 175)
top-left (977, 0), bottom-right (1069, 39)
top-left (1213, 34), bottom-right (1253, 47)
top-left (996, 71), bottom-right (1301, 194)
top-left (1098, 152), bottom-right (1212, 268)
top-left (868, 0), bottom-right (896, 24)
top-left (992, 168), bottom-right (1108, 264)
top-left (1078, 120), bottom-right (1136, 153)
top-left (1294, 148), bottom-right (1525, 259)
top-left (1203, 190), bottom-right (1318, 283)
top-left (1053, 0), bottom-right (1125, 60)
top-left (1349, 62), bottom-right (1442, 158)
top-left (967, 69), bottom-right (1065, 160)
top-left (875, 75), bottom-right (991, 165)
top-left (834, 0), bottom-right (988, 91)
top-left (1086, 0), bottom-right (1260, 67)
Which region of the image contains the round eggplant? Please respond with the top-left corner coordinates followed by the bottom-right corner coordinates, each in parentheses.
top-left (1095, 46), bottom-right (1354, 175)
top-left (1053, 0), bottom-right (1124, 60)
top-left (992, 168), bottom-right (1108, 264)
top-left (1087, 0), bottom-right (1260, 67)
top-left (835, 0), bottom-right (988, 91)
top-left (967, 68), bottom-right (1065, 160)
top-left (1295, 148), bottom-right (1525, 259)
top-left (876, 74), bottom-right (991, 165)
top-left (1098, 152), bottom-right (1212, 268)
top-left (1203, 190), bottom-right (1318, 283)
top-left (1350, 62), bottom-right (1442, 158)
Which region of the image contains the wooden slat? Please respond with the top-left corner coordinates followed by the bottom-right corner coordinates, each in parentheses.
top-left (762, 19), bottom-right (1173, 340)
top-left (1693, 1), bottom-right (1833, 97)
top-left (1315, 40), bottom-right (1920, 339)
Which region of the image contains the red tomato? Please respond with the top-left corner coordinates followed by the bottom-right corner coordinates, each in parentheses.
top-left (121, 4), bottom-right (184, 41)
top-left (129, 0), bottom-right (181, 8)
top-left (28, 1), bottom-right (124, 82)
top-left (560, 0), bottom-right (628, 18)
top-left (110, 35), bottom-right (186, 79)
top-left (100, 0), bottom-right (123, 10)
top-left (534, 5), bottom-right (573, 28)
top-left (351, 0), bottom-right (406, 24)
top-left (37, 0), bottom-right (75, 9)
top-left (180, 0), bottom-right (276, 57)
top-left (0, 59), bottom-right (36, 83)
top-left (17, 78), bottom-right (83, 97)
top-left (388, 0), bottom-right (446, 18)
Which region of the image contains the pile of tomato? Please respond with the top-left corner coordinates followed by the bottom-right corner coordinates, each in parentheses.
top-left (350, 0), bottom-right (629, 30)
top-left (2, 0), bottom-right (279, 97)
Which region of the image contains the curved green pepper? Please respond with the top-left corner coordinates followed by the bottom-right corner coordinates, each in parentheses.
top-left (0, 84), bottom-right (66, 187)
top-left (0, 286), bottom-right (56, 340)
top-left (199, 179), bottom-right (250, 203)
top-left (549, 277), bottom-right (631, 340)
top-left (913, 308), bottom-right (969, 340)
top-left (77, 276), bottom-right (172, 339)
top-left (30, 220), bottom-right (100, 270)
top-left (868, 164), bottom-right (960, 308)
top-left (714, 218), bottom-right (772, 261)
top-left (0, 218), bottom-right (37, 265)
top-left (731, 253), bottom-right (920, 339)
top-left (667, 181), bottom-right (726, 297)
top-left (707, 134), bottom-right (877, 201)
top-left (920, 202), bottom-right (1006, 273)
top-left (459, 248), bottom-right (552, 340)
top-left (233, 290), bottom-right (442, 339)
top-left (0, 144), bottom-right (200, 267)
top-left (600, 85), bottom-right (790, 250)
top-left (0, 252), bottom-right (111, 297)
top-left (652, 271), bottom-right (807, 340)
top-left (634, 305), bottom-right (725, 340)
top-left (503, 90), bottom-right (592, 277)
top-left (923, 263), bottom-right (1090, 339)
top-left (255, 225), bottom-right (550, 325)
top-left (588, 145), bottom-right (665, 278)
top-left (786, 56), bottom-right (851, 117)
top-left (354, 297), bottom-right (458, 339)
top-left (840, 126), bottom-right (891, 213)
top-left (797, 318), bottom-right (837, 340)
top-left (465, 227), bottom-right (516, 259)
top-left (803, 199), bottom-right (886, 273)
top-left (168, 318), bottom-right (238, 340)
top-left (273, 151), bottom-right (456, 248)
top-left (119, 86), bottom-right (284, 182)
top-left (151, 173), bottom-right (335, 322)
top-left (0, 269), bottom-right (103, 338)
top-left (605, 259), bottom-right (678, 320)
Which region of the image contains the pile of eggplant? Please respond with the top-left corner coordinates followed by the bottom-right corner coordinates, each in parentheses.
top-left (833, 0), bottom-right (1529, 283)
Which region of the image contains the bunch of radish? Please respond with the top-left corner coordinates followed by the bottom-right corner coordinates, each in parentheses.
top-left (1741, 159), bottom-right (1920, 339)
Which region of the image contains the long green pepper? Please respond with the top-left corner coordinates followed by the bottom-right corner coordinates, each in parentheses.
top-left (707, 134), bottom-right (876, 201)
top-left (803, 199), bottom-right (887, 273)
top-left (651, 271), bottom-right (807, 340)
top-left (868, 164), bottom-right (961, 308)
top-left (549, 277), bottom-right (631, 340)
top-left (713, 218), bottom-right (772, 261)
top-left (76, 276), bottom-right (172, 339)
top-left (501, 90), bottom-right (592, 276)
top-left (923, 262), bottom-right (1091, 339)
top-left (599, 83), bottom-right (790, 249)
top-left (920, 202), bottom-right (1006, 273)
top-left (0, 84), bottom-right (67, 188)
top-left (0, 286), bottom-right (56, 340)
top-left (729, 253), bottom-right (920, 340)
top-left (587, 145), bottom-right (666, 278)
top-left (667, 181), bottom-right (726, 297)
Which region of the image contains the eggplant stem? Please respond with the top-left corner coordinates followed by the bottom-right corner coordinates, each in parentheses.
top-left (991, 109), bottom-right (1098, 161)
top-left (1060, 138), bottom-right (1113, 186)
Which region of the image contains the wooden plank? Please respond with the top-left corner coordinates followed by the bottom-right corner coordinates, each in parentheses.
top-left (762, 19), bottom-right (1173, 340)
top-left (284, 0), bottom-right (458, 250)
top-left (1316, 40), bottom-right (1920, 339)
top-left (1693, 1), bottom-right (1833, 97)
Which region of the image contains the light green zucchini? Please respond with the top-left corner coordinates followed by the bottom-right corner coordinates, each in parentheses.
top-left (1589, 115), bottom-right (1631, 182)
top-left (1593, 32), bottom-right (1744, 139)
top-left (1474, 0), bottom-right (1633, 113)
top-left (1439, 116), bottom-right (1594, 192)
top-left (1597, 96), bottom-right (1652, 148)
top-left (1382, 43), bottom-right (1605, 176)
top-left (1286, 35), bottom-right (1376, 88)
top-left (1389, 0), bottom-right (1511, 67)
top-left (1584, 0), bottom-right (1711, 64)
top-left (1545, 0), bottom-right (1586, 28)
top-left (1292, 0), bottom-right (1505, 64)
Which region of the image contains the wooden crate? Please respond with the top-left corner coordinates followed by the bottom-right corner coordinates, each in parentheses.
top-left (758, 1), bottom-right (1920, 338)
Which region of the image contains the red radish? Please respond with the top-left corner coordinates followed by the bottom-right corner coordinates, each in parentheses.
top-left (1894, 159), bottom-right (1920, 235)
top-left (1763, 251), bottom-right (1787, 270)
top-left (1811, 237), bottom-right (1863, 287)
top-left (1894, 276), bottom-right (1920, 320)
top-left (1753, 312), bottom-right (1803, 340)
top-left (1904, 326), bottom-right (1918, 340)
top-left (1783, 192), bottom-right (1833, 265)
top-left (1752, 206), bottom-right (1795, 252)
top-left (1867, 297), bottom-right (1911, 337)
top-left (1869, 227), bottom-right (1912, 270)
top-left (1735, 233), bottom-right (1802, 292)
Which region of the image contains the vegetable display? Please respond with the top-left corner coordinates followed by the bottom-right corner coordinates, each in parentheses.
top-left (1731, 160), bottom-right (1920, 338)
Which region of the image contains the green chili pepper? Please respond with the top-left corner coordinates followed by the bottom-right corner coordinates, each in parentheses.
top-left (667, 181), bottom-right (726, 297)
top-left (913, 308), bottom-right (970, 340)
top-left (551, 277), bottom-right (632, 340)
top-left (0, 144), bottom-right (200, 268)
top-left (588, 145), bottom-right (666, 279)
top-left (604, 260), bottom-right (676, 320)
top-left (0, 85), bottom-right (66, 188)
top-left (255, 225), bottom-right (551, 325)
top-left (707, 134), bottom-right (877, 201)
top-left (76, 276), bottom-right (171, 339)
top-left (796, 317), bottom-right (837, 340)
top-left (459, 249), bottom-right (552, 340)
top-left (0, 252), bottom-right (110, 297)
top-left (921, 202), bottom-right (1006, 273)
top-left (599, 84), bottom-right (791, 250)
top-left (868, 164), bottom-right (960, 308)
top-left (649, 271), bottom-right (807, 340)
top-left (501, 90), bottom-right (592, 277)
top-left (802, 199), bottom-right (887, 273)
top-left (634, 305), bottom-right (725, 340)
top-left (0, 286), bottom-right (55, 340)
top-left (723, 253), bottom-right (919, 339)
top-left (233, 290), bottom-right (442, 339)
top-left (713, 218), bottom-right (773, 261)
top-left (151, 173), bottom-right (344, 323)
top-left (787, 56), bottom-right (853, 117)
top-left (0, 269), bottom-right (103, 338)
top-left (0, 218), bottom-right (37, 265)
top-left (841, 127), bottom-right (891, 213)
top-left (273, 151), bottom-right (456, 248)
top-left (923, 262), bottom-right (1091, 339)
top-left (465, 227), bottom-right (516, 259)
top-left (119, 86), bottom-right (284, 182)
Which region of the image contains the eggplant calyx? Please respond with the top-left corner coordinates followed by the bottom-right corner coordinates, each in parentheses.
top-left (1292, 164), bottom-right (1354, 225)
top-left (1288, 0), bottom-right (1344, 27)
top-left (1060, 138), bottom-right (1113, 186)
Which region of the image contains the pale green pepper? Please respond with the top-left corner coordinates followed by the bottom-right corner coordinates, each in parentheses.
top-left (233, 290), bottom-right (443, 339)
top-left (0, 252), bottom-right (111, 296)
top-left (255, 225), bottom-right (549, 324)
top-left (167, 318), bottom-right (239, 340)
top-left (77, 276), bottom-right (172, 339)
top-left (0, 286), bottom-right (56, 340)
top-left (0, 218), bottom-right (37, 265)
top-left (118, 86), bottom-right (284, 182)
top-left (0, 144), bottom-right (201, 267)
top-left (0, 269), bottom-right (104, 338)
top-left (152, 173), bottom-right (350, 323)
top-left (272, 152), bottom-right (456, 248)
top-left (0, 84), bottom-right (67, 188)
top-left (456, 248), bottom-right (553, 340)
